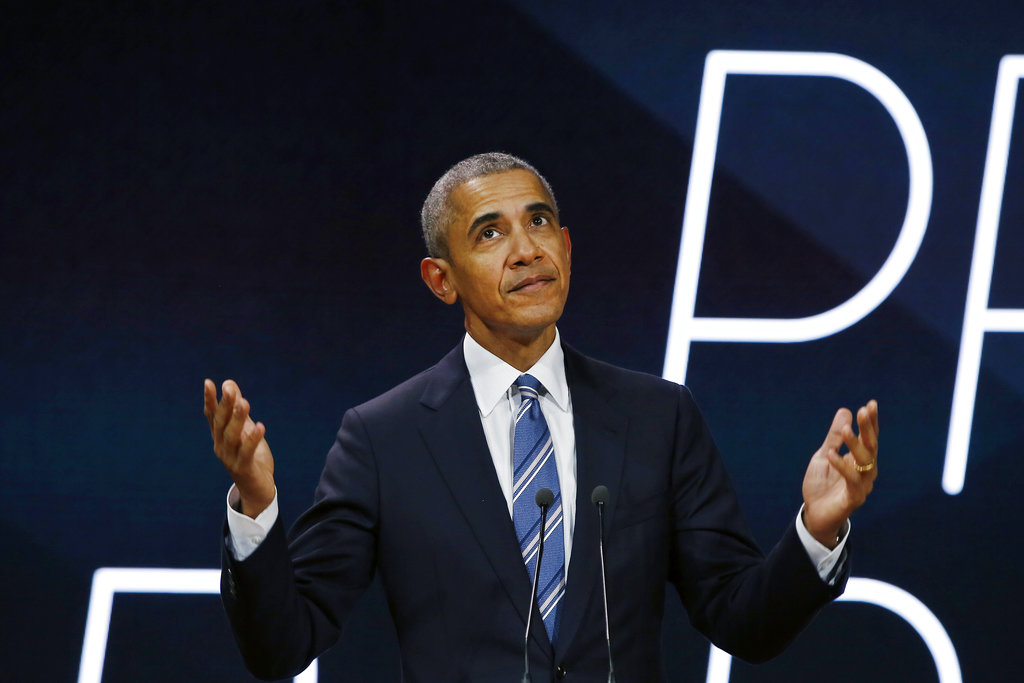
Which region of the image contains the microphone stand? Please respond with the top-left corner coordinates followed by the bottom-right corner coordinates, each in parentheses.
top-left (592, 485), bottom-right (616, 682)
top-left (521, 488), bottom-right (553, 683)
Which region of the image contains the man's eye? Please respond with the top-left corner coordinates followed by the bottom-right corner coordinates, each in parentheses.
top-left (531, 215), bottom-right (549, 226)
top-left (481, 228), bottom-right (498, 239)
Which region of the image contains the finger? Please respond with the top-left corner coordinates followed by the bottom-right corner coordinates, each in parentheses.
top-left (223, 396), bottom-right (251, 450)
top-left (826, 448), bottom-right (869, 493)
top-left (825, 448), bottom-right (854, 479)
top-left (857, 405), bottom-right (877, 456)
top-left (821, 408), bottom-right (853, 453)
top-left (213, 380), bottom-right (239, 441)
top-left (868, 399), bottom-right (879, 437)
top-left (842, 422), bottom-right (873, 464)
top-left (239, 421), bottom-right (266, 462)
top-left (203, 379), bottom-right (218, 432)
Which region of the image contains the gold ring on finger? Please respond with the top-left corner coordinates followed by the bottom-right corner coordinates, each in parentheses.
top-left (855, 460), bottom-right (875, 473)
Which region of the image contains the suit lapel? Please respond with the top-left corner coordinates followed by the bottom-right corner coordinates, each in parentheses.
top-left (555, 346), bottom-right (628, 659)
top-left (415, 343), bottom-right (629, 657)
top-left (415, 346), bottom-right (547, 648)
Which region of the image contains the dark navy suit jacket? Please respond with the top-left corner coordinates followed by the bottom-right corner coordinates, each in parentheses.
top-left (221, 343), bottom-right (847, 681)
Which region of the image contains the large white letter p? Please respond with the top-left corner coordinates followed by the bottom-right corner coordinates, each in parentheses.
top-left (663, 50), bottom-right (933, 384)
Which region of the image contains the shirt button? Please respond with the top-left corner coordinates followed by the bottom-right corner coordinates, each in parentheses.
top-left (555, 665), bottom-right (567, 679)
top-left (251, 536), bottom-right (264, 545)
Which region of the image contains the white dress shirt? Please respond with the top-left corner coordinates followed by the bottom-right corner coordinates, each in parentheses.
top-left (462, 328), bottom-right (577, 570)
top-left (227, 330), bottom-right (848, 582)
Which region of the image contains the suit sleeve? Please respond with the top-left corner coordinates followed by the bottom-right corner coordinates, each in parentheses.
top-left (220, 407), bottom-right (380, 680)
top-left (668, 386), bottom-right (849, 663)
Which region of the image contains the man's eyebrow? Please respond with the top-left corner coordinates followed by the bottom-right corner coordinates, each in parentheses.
top-left (468, 212), bottom-right (501, 237)
top-left (526, 202), bottom-right (556, 216)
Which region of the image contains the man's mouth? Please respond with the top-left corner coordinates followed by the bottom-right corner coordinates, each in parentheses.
top-left (508, 274), bottom-right (555, 293)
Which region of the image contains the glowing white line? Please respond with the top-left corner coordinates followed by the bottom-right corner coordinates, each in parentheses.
top-left (703, 577), bottom-right (961, 682)
top-left (705, 645), bottom-right (732, 682)
top-left (944, 55), bottom-right (1024, 495)
top-left (837, 578), bottom-right (961, 682)
top-left (664, 50), bottom-right (932, 383)
top-left (78, 567), bottom-right (318, 683)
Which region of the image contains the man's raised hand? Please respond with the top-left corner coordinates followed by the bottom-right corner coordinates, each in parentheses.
top-left (204, 379), bottom-right (276, 518)
top-left (801, 400), bottom-right (879, 549)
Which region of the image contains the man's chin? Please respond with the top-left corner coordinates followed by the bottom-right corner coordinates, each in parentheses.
top-left (509, 309), bottom-right (565, 337)
top-left (489, 313), bottom-right (562, 340)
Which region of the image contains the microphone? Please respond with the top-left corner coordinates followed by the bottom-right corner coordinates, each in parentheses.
top-left (522, 487), bottom-right (554, 683)
top-left (591, 485), bottom-right (616, 682)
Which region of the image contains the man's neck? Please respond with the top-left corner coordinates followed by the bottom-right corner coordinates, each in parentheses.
top-left (465, 323), bottom-right (557, 372)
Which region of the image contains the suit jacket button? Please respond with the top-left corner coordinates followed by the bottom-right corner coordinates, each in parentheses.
top-left (555, 665), bottom-right (567, 679)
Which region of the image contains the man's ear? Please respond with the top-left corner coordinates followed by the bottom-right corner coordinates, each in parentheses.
top-left (420, 257), bottom-right (458, 304)
top-left (561, 226), bottom-right (572, 267)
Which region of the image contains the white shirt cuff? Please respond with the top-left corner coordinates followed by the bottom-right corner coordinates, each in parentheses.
top-left (795, 504), bottom-right (850, 584)
top-left (225, 485), bottom-right (279, 561)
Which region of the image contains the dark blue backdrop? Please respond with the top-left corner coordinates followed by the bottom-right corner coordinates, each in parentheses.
top-left (3, 1), bottom-right (1021, 680)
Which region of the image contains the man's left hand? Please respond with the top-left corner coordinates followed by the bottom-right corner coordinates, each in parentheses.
top-left (801, 400), bottom-right (879, 548)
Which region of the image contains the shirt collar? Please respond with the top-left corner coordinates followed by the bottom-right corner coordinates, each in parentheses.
top-left (463, 328), bottom-right (570, 417)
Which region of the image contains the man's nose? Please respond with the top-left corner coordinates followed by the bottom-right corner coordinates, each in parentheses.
top-left (508, 225), bottom-right (543, 265)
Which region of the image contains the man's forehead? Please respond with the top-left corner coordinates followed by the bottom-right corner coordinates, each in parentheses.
top-left (451, 169), bottom-right (553, 218)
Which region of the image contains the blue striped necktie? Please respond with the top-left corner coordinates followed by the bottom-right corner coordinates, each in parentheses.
top-left (512, 374), bottom-right (565, 643)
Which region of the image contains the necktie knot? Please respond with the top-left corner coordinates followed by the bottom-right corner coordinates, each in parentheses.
top-left (515, 373), bottom-right (544, 400)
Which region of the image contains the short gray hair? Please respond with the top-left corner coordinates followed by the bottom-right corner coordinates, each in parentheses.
top-left (420, 152), bottom-right (559, 259)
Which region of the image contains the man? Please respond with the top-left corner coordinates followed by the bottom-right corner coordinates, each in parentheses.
top-left (204, 153), bottom-right (879, 681)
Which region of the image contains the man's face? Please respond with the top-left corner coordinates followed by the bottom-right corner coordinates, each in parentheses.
top-left (432, 168), bottom-right (572, 344)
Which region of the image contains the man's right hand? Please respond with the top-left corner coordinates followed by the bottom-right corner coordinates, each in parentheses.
top-left (204, 379), bottom-right (276, 518)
